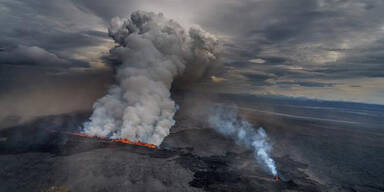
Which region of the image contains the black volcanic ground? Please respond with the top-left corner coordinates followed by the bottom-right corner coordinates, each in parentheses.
top-left (1, 93), bottom-right (384, 192)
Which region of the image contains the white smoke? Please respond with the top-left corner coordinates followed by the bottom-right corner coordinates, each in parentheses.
top-left (82, 11), bottom-right (219, 146)
top-left (209, 105), bottom-right (278, 176)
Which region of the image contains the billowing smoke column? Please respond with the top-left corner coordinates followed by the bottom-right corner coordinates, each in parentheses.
top-left (83, 11), bottom-right (219, 146)
top-left (209, 105), bottom-right (278, 176)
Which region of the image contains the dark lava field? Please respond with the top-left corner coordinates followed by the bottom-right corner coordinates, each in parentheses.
top-left (1, 93), bottom-right (383, 192)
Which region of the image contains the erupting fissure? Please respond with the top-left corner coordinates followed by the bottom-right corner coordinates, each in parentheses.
top-left (67, 132), bottom-right (157, 149)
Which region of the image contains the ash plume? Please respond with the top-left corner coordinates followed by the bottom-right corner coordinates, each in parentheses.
top-left (209, 105), bottom-right (278, 176)
top-left (83, 11), bottom-right (219, 146)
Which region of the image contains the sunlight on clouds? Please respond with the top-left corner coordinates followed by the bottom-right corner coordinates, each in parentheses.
top-left (285, 66), bottom-right (304, 70)
top-left (252, 78), bottom-right (384, 104)
top-left (211, 75), bottom-right (226, 83)
top-left (69, 39), bottom-right (115, 69)
top-left (249, 58), bottom-right (266, 64)
top-left (313, 51), bottom-right (344, 64)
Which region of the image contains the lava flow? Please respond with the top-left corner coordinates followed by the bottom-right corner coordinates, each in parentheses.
top-left (67, 132), bottom-right (157, 149)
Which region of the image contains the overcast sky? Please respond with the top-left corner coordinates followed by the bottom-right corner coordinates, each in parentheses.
top-left (1, 0), bottom-right (384, 108)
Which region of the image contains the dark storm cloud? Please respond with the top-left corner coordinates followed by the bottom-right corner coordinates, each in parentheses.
top-left (0, 46), bottom-right (71, 67)
top-left (276, 81), bottom-right (334, 88)
top-left (194, 0), bottom-right (384, 93)
top-left (0, 0), bottom-right (108, 67)
top-left (4, 0), bottom-right (383, 78)
top-left (71, 0), bottom-right (137, 21)
top-left (1, 0), bottom-right (384, 104)
top-left (242, 71), bottom-right (275, 83)
top-left (313, 41), bottom-right (384, 79)
top-left (0, 45), bottom-right (92, 68)
top-left (8, 29), bottom-right (109, 52)
top-left (227, 61), bottom-right (251, 68)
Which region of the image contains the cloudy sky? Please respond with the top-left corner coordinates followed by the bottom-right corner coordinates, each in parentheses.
top-left (1, 0), bottom-right (384, 124)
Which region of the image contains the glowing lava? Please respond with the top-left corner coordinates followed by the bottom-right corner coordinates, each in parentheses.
top-left (67, 132), bottom-right (157, 149)
top-left (274, 176), bottom-right (279, 182)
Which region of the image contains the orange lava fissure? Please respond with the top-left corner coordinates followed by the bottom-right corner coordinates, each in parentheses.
top-left (67, 132), bottom-right (157, 149)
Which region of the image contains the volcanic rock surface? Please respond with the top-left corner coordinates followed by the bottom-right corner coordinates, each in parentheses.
top-left (1, 93), bottom-right (383, 192)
